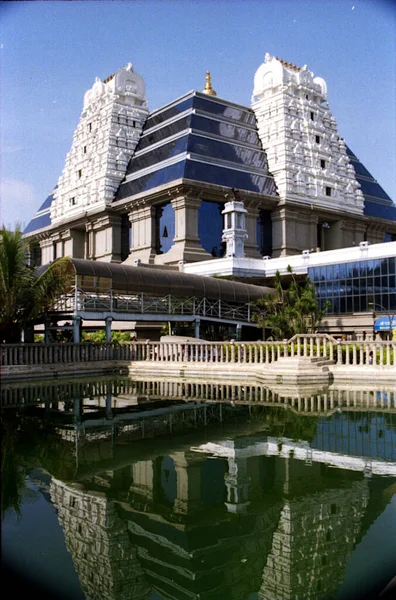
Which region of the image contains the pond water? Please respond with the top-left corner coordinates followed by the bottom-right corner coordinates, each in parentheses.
top-left (1, 377), bottom-right (396, 600)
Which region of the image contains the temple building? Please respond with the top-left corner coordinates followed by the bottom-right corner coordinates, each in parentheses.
top-left (23, 54), bottom-right (396, 266)
top-left (22, 54), bottom-right (396, 339)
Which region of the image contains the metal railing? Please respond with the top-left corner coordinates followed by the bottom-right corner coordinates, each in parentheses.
top-left (51, 289), bottom-right (253, 323)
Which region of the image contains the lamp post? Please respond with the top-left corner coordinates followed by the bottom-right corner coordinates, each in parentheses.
top-left (368, 302), bottom-right (396, 341)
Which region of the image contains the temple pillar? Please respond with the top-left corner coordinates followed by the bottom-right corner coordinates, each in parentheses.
top-left (156, 192), bottom-right (211, 264)
top-left (171, 452), bottom-right (202, 514)
top-left (272, 206), bottom-right (317, 257)
top-left (335, 219), bottom-right (367, 249)
top-left (126, 205), bottom-right (156, 264)
top-left (39, 237), bottom-right (54, 265)
top-left (131, 460), bottom-right (156, 502)
top-left (224, 456), bottom-right (251, 513)
top-left (85, 222), bottom-right (95, 260)
top-left (91, 214), bottom-right (123, 262)
top-left (366, 222), bottom-right (387, 245)
top-left (244, 206), bottom-right (262, 258)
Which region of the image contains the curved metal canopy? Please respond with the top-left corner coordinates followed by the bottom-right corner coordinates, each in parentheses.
top-left (68, 258), bottom-right (273, 303)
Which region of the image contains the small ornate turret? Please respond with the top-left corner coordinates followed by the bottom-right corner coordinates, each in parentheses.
top-left (222, 191), bottom-right (248, 258)
top-left (202, 71), bottom-right (217, 96)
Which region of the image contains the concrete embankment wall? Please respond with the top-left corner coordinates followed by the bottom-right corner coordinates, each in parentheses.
top-left (1, 361), bottom-right (130, 382)
top-left (127, 360), bottom-right (396, 387)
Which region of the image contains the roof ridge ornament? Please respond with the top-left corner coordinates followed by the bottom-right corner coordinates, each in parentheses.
top-left (202, 71), bottom-right (217, 96)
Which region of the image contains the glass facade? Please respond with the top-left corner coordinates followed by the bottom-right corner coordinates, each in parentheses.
top-left (156, 202), bottom-right (175, 255)
top-left (116, 91), bottom-right (276, 201)
top-left (23, 192), bottom-right (54, 234)
top-left (198, 201), bottom-right (225, 257)
top-left (308, 257), bottom-right (396, 314)
top-left (364, 200), bottom-right (396, 221)
top-left (137, 115), bottom-right (190, 152)
top-left (257, 210), bottom-right (273, 256)
top-left (145, 97), bottom-right (194, 131)
top-left (346, 145), bottom-right (395, 223)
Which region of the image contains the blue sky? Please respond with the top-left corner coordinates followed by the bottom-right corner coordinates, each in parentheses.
top-left (1, 0), bottom-right (395, 229)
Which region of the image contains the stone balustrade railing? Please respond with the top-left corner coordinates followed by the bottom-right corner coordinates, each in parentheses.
top-left (129, 335), bottom-right (395, 367)
top-left (1, 335), bottom-right (394, 368)
top-left (0, 342), bottom-right (135, 366)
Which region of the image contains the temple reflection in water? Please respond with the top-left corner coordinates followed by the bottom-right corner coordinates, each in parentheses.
top-left (1, 377), bottom-right (395, 600)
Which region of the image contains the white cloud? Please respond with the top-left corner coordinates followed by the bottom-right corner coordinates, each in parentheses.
top-left (0, 178), bottom-right (38, 230)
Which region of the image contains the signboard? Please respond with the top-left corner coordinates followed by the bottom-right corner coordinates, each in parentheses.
top-left (374, 315), bottom-right (396, 331)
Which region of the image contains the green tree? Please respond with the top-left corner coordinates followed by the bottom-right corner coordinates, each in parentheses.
top-left (0, 226), bottom-right (72, 343)
top-left (252, 266), bottom-right (329, 340)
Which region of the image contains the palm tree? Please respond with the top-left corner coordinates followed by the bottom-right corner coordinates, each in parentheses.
top-left (252, 266), bottom-right (329, 340)
top-left (0, 226), bottom-right (72, 343)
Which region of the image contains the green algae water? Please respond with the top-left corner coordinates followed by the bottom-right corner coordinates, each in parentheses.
top-left (1, 377), bottom-right (395, 600)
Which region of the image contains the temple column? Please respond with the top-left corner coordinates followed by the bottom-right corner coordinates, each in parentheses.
top-left (85, 222), bottom-right (95, 260)
top-left (39, 237), bottom-right (54, 265)
top-left (172, 452), bottom-right (202, 514)
top-left (90, 214), bottom-right (122, 262)
top-left (224, 455), bottom-right (251, 513)
top-left (156, 192), bottom-right (211, 264)
top-left (366, 222), bottom-right (387, 245)
top-left (271, 206), bottom-right (317, 257)
top-left (126, 205), bottom-right (156, 264)
top-left (131, 460), bottom-right (156, 502)
top-left (244, 206), bottom-right (262, 258)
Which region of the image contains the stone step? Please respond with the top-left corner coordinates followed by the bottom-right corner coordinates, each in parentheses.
top-left (311, 359), bottom-right (336, 367)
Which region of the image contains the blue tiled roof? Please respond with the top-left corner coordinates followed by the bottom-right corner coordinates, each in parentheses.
top-left (346, 145), bottom-right (395, 221)
top-left (23, 190), bottom-right (54, 234)
top-left (115, 92), bottom-right (277, 201)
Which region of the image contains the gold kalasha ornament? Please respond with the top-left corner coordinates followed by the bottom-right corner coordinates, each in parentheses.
top-left (202, 71), bottom-right (217, 96)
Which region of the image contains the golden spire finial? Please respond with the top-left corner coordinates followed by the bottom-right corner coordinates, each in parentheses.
top-left (202, 71), bottom-right (217, 96)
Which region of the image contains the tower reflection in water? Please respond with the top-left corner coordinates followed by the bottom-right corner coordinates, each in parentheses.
top-left (2, 377), bottom-right (396, 600)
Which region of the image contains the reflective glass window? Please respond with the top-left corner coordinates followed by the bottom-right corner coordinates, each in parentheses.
top-left (358, 179), bottom-right (392, 201)
top-left (23, 213), bottom-right (51, 234)
top-left (350, 161), bottom-right (372, 178)
top-left (116, 162), bottom-right (185, 199)
top-left (184, 160), bottom-right (276, 195)
top-left (364, 200), bottom-right (396, 220)
top-left (198, 201), bottom-right (225, 256)
top-left (193, 96), bottom-right (257, 126)
top-left (257, 210), bottom-right (272, 256)
top-left (128, 137), bottom-right (189, 173)
top-left (390, 291), bottom-right (396, 310)
top-left (145, 97), bottom-right (194, 131)
top-left (137, 116), bottom-right (191, 152)
top-left (188, 135), bottom-right (268, 169)
top-left (191, 114), bottom-right (260, 146)
top-left (156, 202), bottom-right (175, 255)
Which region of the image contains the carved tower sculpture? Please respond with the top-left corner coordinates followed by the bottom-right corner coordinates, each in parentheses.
top-left (51, 63), bottom-right (149, 224)
top-left (252, 54), bottom-right (364, 214)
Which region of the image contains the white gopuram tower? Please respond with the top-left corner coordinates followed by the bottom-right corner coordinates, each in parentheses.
top-left (51, 63), bottom-right (149, 224)
top-left (251, 54), bottom-right (364, 214)
top-left (221, 192), bottom-right (248, 257)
